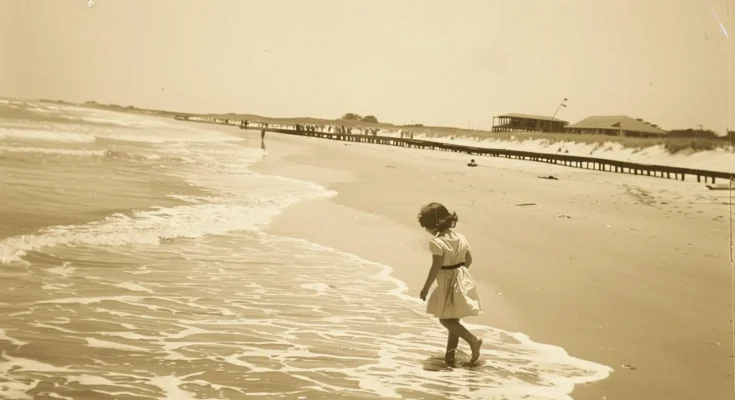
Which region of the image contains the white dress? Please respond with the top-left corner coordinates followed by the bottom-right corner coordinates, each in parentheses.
top-left (426, 231), bottom-right (483, 319)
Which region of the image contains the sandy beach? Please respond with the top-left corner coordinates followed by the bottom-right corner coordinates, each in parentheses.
top-left (249, 129), bottom-right (733, 400)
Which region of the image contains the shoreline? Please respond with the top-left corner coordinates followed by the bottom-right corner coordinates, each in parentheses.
top-left (247, 130), bottom-right (732, 399)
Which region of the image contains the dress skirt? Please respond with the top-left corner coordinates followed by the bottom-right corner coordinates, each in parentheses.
top-left (426, 266), bottom-right (483, 319)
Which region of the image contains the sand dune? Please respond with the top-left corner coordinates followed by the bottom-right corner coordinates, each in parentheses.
top-left (376, 130), bottom-right (733, 172)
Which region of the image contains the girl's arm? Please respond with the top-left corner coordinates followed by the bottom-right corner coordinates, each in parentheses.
top-left (421, 255), bottom-right (443, 294)
top-left (465, 250), bottom-right (473, 269)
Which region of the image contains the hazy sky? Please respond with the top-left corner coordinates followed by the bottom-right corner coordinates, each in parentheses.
top-left (1, 1), bottom-right (732, 132)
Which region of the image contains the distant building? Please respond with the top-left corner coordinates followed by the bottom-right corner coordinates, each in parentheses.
top-left (492, 113), bottom-right (569, 133)
top-left (565, 116), bottom-right (667, 138)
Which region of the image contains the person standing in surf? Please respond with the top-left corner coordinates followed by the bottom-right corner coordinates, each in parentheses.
top-left (417, 202), bottom-right (483, 366)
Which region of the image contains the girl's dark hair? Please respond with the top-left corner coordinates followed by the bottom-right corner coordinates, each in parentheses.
top-left (417, 202), bottom-right (458, 231)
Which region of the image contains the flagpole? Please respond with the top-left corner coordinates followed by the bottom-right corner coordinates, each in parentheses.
top-left (551, 97), bottom-right (568, 132)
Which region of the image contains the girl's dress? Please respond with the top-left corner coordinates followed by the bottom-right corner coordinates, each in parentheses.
top-left (426, 231), bottom-right (483, 319)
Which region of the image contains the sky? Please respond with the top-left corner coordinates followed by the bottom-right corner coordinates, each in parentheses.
top-left (0, 0), bottom-right (732, 133)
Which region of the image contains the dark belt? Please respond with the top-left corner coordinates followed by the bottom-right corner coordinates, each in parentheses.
top-left (441, 262), bottom-right (465, 270)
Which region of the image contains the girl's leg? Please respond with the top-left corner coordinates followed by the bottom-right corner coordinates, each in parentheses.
top-left (440, 318), bottom-right (483, 364)
top-left (445, 332), bottom-right (459, 365)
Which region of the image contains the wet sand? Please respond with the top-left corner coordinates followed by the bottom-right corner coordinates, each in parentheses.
top-left (249, 131), bottom-right (733, 400)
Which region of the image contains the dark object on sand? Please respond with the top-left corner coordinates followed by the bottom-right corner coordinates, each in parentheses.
top-left (705, 183), bottom-right (733, 190)
top-left (467, 159), bottom-right (478, 167)
top-left (516, 202), bottom-right (537, 207)
top-left (538, 175), bottom-right (559, 180)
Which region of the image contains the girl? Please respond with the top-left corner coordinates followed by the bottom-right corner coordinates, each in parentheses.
top-left (417, 202), bottom-right (483, 366)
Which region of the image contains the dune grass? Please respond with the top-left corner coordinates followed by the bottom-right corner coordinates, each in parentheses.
top-left (415, 129), bottom-right (731, 154)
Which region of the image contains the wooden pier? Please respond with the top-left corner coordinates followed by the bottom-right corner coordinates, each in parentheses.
top-left (173, 116), bottom-right (733, 184)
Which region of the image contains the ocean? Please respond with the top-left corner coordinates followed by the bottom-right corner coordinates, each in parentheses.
top-left (0, 99), bottom-right (611, 400)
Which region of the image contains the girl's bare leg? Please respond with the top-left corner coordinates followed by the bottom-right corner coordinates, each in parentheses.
top-left (445, 332), bottom-right (459, 365)
top-left (440, 318), bottom-right (482, 364)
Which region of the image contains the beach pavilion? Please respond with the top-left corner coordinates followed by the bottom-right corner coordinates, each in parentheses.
top-left (565, 115), bottom-right (668, 138)
top-left (492, 113), bottom-right (569, 133)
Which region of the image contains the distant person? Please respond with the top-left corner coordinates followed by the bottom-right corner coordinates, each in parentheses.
top-left (417, 202), bottom-right (483, 366)
top-left (467, 159), bottom-right (478, 167)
